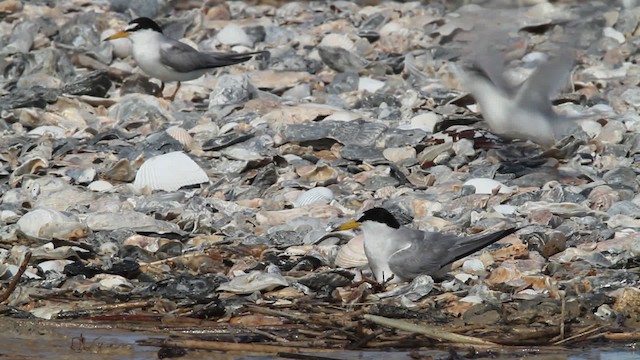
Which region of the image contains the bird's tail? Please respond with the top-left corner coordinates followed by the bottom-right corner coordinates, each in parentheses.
top-left (210, 50), bottom-right (270, 67)
top-left (444, 227), bottom-right (517, 265)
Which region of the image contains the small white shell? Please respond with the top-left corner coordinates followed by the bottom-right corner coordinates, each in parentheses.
top-left (88, 180), bottom-right (114, 192)
top-left (319, 33), bottom-right (354, 51)
top-left (133, 151), bottom-right (209, 191)
top-left (292, 187), bottom-right (335, 207)
top-left (37, 259), bottom-right (74, 274)
top-left (334, 234), bottom-right (368, 268)
top-left (462, 259), bottom-right (486, 275)
top-left (463, 178), bottom-right (515, 194)
top-left (217, 271), bottom-right (289, 294)
top-left (166, 126), bottom-right (193, 149)
top-left (358, 77), bottom-right (385, 93)
top-left (216, 23), bottom-right (253, 47)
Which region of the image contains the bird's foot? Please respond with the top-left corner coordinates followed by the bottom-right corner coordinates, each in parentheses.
top-left (163, 82), bottom-right (181, 101)
top-left (349, 272), bottom-right (395, 292)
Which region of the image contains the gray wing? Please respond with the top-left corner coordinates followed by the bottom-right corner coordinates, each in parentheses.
top-left (159, 38), bottom-right (267, 73)
top-left (515, 50), bottom-right (575, 112)
top-left (388, 227), bottom-right (516, 279)
top-left (470, 49), bottom-right (513, 93)
top-left (387, 227), bottom-right (452, 279)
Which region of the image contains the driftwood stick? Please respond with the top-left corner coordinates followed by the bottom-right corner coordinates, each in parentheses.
top-left (603, 332), bottom-right (640, 341)
top-left (138, 338), bottom-right (336, 353)
top-left (0, 251), bottom-right (32, 304)
top-left (363, 314), bottom-right (499, 346)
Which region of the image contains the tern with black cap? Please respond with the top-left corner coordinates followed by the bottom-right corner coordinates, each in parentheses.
top-left (104, 17), bottom-right (269, 100)
top-left (336, 207), bottom-right (516, 284)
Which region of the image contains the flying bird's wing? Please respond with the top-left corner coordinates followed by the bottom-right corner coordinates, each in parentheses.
top-left (159, 37), bottom-right (268, 73)
top-left (515, 50), bottom-right (575, 113)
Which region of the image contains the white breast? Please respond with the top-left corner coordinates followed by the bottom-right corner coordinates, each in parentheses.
top-left (361, 221), bottom-right (404, 283)
top-left (129, 30), bottom-right (206, 82)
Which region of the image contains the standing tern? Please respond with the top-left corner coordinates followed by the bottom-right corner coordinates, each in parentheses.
top-left (104, 17), bottom-right (269, 100)
top-left (336, 208), bottom-right (516, 284)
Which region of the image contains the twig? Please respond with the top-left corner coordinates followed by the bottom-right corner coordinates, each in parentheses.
top-left (553, 325), bottom-right (606, 345)
top-left (246, 305), bottom-right (310, 322)
top-left (0, 251), bottom-right (32, 304)
top-left (603, 332), bottom-right (640, 341)
top-left (277, 353), bottom-right (342, 360)
top-left (560, 293), bottom-right (566, 340)
top-left (137, 338), bottom-right (336, 353)
top-left (250, 328), bottom-right (290, 343)
top-left (363, 314), bottom-right (498, 346)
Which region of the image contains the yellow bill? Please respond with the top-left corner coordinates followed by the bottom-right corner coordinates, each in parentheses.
top-left (104, 31), bottom-right (130, 41)
top-left (336, 219), bottom-right (361, 231)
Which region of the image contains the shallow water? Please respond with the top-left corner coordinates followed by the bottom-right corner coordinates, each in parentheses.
top-left (1, 319), bottom-right (637, 360)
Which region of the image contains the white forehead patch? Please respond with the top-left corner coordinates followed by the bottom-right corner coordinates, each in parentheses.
top-left (124, 23), bottom-right (137, 32)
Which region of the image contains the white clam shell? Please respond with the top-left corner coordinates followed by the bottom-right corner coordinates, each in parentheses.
top-left (17, 208), bottom-right (88, 240)
top-left (217, 271), bottom-right (289, 294)
top-left (335, 234), bottom-right (368, 268)
top-left (463, 178), bottom-right (515, 194)
top-left (292, 187), bottom-right (334, 207)
top-left (88, 180), bottom-right (114, 192)
top-left (133, 151), bottom-right (209, 191)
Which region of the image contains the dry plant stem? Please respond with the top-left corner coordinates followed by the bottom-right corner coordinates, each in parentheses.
top-left (364, 314), bottom-right (499, 346)
top-left (560, 294), bottom-right (566, 340)
top-left (0, 251), bottom-right (31, 304)
top-left (553, 325), bottom-right (606, 345)
top-left (603, 332), bottom-right (640, 341)
top-left (249, 328), bottom-right (290, 343)
top-left (277, 352), bottom-right (343, 360)
top-left (246, 305), bottom-right (310, 322)
top-left (138, 338), bottom-right (337, 353)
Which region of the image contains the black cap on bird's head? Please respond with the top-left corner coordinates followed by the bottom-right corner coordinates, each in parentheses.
top-left (357, 208), bottom-right (401, 229)
top-left (336, 207), bottom-right (401, 231)
top-left (104, 17), bottom-right (163, 41)
top-left (125, 17), bottom-right (163, 33)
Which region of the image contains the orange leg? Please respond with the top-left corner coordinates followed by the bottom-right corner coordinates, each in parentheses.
top-left (164, 82), bottom-right (181, 101)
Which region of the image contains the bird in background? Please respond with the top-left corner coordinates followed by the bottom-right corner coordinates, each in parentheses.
top-left (335, 207), bottom-right (516, 284)
top-left (452, 39), bottom-right (577, 148)
top-left (105, 17), bottom-right (269, 100)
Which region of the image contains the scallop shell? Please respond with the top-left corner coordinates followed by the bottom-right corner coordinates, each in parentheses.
top-left (166, 126), bottom-right (193, 150)
top-left (319, 33), bottom-right (355, 51)
top-left (133, 151), bottom-right (209, 191)
top-left (292, 187), bottom-right (334, 207)
top-left (335, 234), bottom-right (368, 268)
top-left (463, 178), bottom-right (515, 194)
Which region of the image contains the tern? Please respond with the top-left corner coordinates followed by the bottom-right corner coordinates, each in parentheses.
top-left (104, 17), bottom-right (269, 100)
top-left (336, 207), bottom-right (516, 284)
top-left (453, 46), bottom-right (575, 148)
